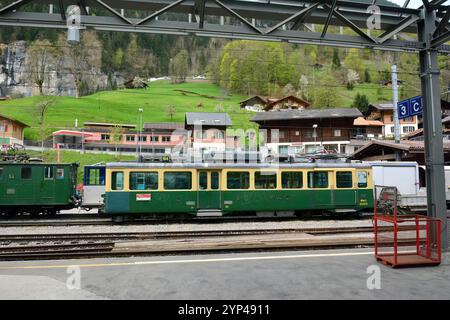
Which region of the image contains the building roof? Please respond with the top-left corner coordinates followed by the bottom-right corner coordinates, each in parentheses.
top-left (403, 127), bottom-right (450, 139)
top-left (143, 122), bottom-right (184, 130)
top-left (83, 122), bottom-right (136, 129)
top-left (348, 139), bottom-right (371, 147)
top-left (442, 115), bottom-right (450, 124)
top-left (369, 102), bottom-right (394, 111)
top-left (349, 140), bottom-right (450, 159)
top-left (353, 117), bottom-right (384, 126)
top-left (52, 130), bottom-right (95, 137)
top-left (240, 95), bottom-right (310, 109)
top-left (266, 95), bottom-right (310, 108)
top-left (0, 114), bottom-right (29, 128)
top-left (239, 95), bottom-right (267, 105)
top-left (185, 112), bottom-right (232, 126)
top-left (106, 162), bottom-right (372, 169)
top-left (251, 108), bottom-right (362, 122)
top-left (81, 128), bottom-right (137, 134)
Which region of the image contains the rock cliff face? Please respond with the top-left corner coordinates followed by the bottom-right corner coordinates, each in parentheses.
top-left (0, 41), bottom-right (123, 97)
top-left (0, 41), bottom-right (27, 96)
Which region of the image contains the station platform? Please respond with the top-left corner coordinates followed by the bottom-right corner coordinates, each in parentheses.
top-left (0, 248), bottom-right (448, 300)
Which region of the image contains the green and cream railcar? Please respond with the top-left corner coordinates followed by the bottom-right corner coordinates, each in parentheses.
top-left (103, 162), bottom-right (374, 216)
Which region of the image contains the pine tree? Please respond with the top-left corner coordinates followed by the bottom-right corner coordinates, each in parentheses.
top-left (332, 48), bottom-right (341, 69)
top-left (364, 68), bottom-right (371, 83)
top-left (352, 93), bottom-right (369, 113)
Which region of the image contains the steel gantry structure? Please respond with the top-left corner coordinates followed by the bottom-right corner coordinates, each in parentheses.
top-left (0, 0), bottom-right (449, 248)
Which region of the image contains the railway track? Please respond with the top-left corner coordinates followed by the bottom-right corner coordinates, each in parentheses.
top-left (0, 213), bottom-right (374, 227)
top-left (0, 226), bottom-right (415, 261)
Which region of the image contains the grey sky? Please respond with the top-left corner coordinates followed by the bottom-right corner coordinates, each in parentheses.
top-left (390, 0), bottom-right (449, 8)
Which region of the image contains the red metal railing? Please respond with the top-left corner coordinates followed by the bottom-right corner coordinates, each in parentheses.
top-left (374, 186), bottom-right (442, 267)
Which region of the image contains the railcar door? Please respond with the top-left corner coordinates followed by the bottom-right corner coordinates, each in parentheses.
top-left (197, 170), bottom-right (221, 209)
top-left (333, 170), bottom-right (356, 207)
top-left (40, 165), bottom-right (56, 203)
top-left (308, 171), bottom-right (333, 208)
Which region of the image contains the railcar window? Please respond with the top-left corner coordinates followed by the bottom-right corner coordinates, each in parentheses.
top-left (255, 171), bottom-right (277, 189)
top-left (87, 168), bottom-right (102, 185)
top-left (357, 171), bottom-right (368, 188)
top-left (282, 172), bottom-right (303, 189)
top-left (307, 171), bottom-right (329, 188)
top-left (199, 172), bottom-right (207, 190)
top-left (44, 166), bottom-right (54, 180)
top-left (211, 172), bottom-right (219, 190)
top-left (56, 168), bottom-right (64, 179)
top-left (336, 171), bottom-right (353, 188)
top-left (0, 167), bottom-right (3, 179)
top-left (130, 172), bottom-right (158, 190)
top-left (164, 172), bottom-right (192, 190)
top-left (111, 172), bottom-right (124, 190)
top-left (21, 167), bottom-right (32, 179)
top-left (227, 172), bottom-right (249, 189)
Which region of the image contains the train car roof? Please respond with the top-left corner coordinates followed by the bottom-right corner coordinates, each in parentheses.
top-left (105, 162), bottom-right (372, 169)
top-left (0, 162), bottom-right (77, 166)
top-left (367, 161), bottom-right (419, 167)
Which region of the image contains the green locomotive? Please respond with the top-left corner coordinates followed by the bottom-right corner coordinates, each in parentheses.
top-left (103, 162), bottom-right (374, 217)
top-left (0, 162), bottom-right (79, 216)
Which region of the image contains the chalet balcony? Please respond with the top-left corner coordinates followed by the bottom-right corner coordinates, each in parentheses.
top-left (350, 133), bottom-right (384, 140)
top-left (268, 135), bottom-right (352, 143)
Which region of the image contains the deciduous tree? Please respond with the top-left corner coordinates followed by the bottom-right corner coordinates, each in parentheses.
top-left (58, 31), bottom-right (102, 98)
top-left (35, 96), bottom-right (55, 149)
top-left (166, 105), bottom-right (176, 120)
top-left (25, 39), bottom-right (57, 95)
top-left (170, 50), bottom-right (190, 84)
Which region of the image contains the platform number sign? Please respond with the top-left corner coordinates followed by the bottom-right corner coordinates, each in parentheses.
top-left (410, 96), bottom-right (423, 116)
top-left (397, 99), bottom-right (410, 120)
top-left (397, 96), bottom-right (423, 120)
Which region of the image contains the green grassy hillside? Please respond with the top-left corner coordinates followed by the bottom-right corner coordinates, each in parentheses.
top-left (0, 80), bottom-right (393, 141)
top-left (0, 80), bottom-right (252, 140)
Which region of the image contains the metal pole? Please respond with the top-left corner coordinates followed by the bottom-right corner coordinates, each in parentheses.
top-left (139, 114), bottom-right (141, 159)
top-left (139, 111), bottom-right (142, 160)
top-left (391, 64), bottom-right (401, 161)
top-left (136, 110), bottom-right (140, 161)
top-left (391, 65), bottom-right (401, 143)
top-left (418, 8), bottom-right (448, 250)
top-left (138, 108), bottom-right (143, 160)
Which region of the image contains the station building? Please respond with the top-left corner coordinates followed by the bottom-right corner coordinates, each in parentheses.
top-left (0, 113), bottom-right (28, 146)
top-left (52, 122), bottom-right (186, 154)
top-left (51, 113), bottom-right (238, 156)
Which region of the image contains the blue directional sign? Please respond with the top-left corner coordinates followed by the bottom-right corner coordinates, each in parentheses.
top-left (409, 96), bottom-right (423, 116)
top-left (397, 96), bottom-right (423, 119)
top-left (397, 99), bottom-right (411, 120)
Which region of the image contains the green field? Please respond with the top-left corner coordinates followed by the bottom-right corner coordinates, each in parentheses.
top-left (336, 83), bottom-right (392, 106)
top-left (0, 80), bottom-right (392, 142)
top-left (0, 80), bottom-right (393, 170)
top-left (0, 80), bottom-right (252, 140)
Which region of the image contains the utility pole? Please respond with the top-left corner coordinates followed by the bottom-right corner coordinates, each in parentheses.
top-left (391, 64), bottom-right (401, 161)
